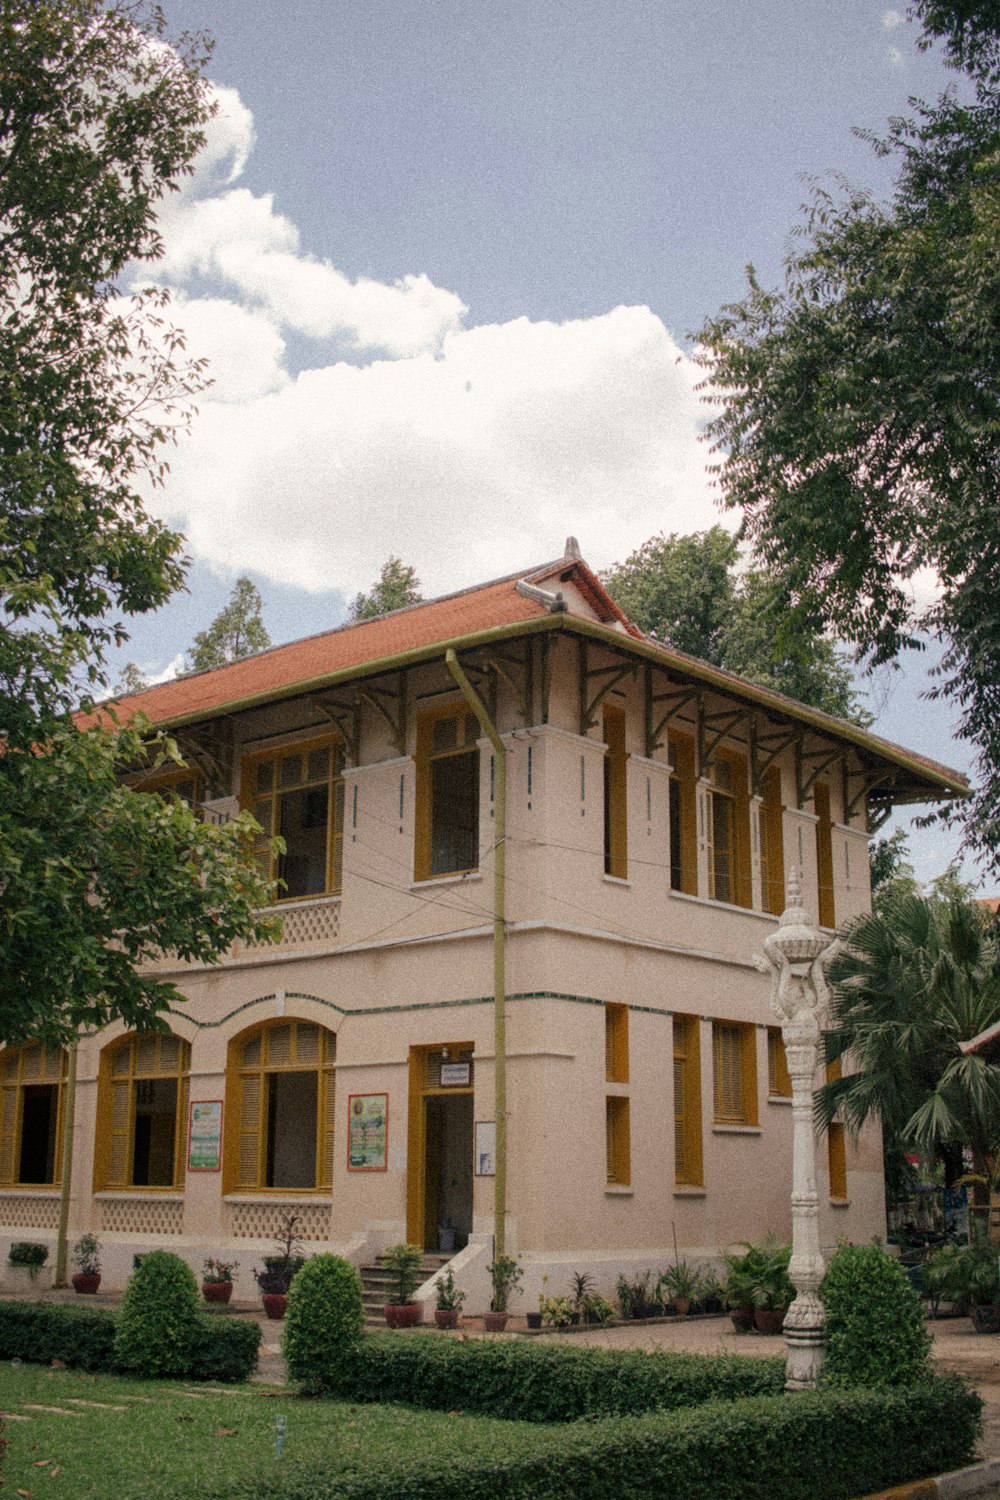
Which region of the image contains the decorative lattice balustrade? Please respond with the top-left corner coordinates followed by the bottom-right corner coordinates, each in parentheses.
top-left (140, 896), bottom-right (341, 973)
top-left (97, 1195), bottom-right (184, 1236)
top-left (0, 1193), bottom-right (60, 1230)
top-left (227, 1198), bottom-right (332, 1242)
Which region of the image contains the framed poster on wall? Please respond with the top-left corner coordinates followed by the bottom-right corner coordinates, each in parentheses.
top-left (347, 1093), bottom-right (388, 1171)
top-left (475, 1120), bottom-right (496, 1176)
top-left (188, 1100), bottom-right (223, 1172)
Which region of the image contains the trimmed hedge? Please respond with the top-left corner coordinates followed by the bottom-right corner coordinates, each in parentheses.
top-left (300, 1331), bottom-right (786, 1419)
top-left (283, 1255), bottom-right (364, 1394)
top-left (0, 1300), bottom-right (258, 1382)
top-left (115, 1250), bottom-right (201, 1377)
top-left (821, 1241), bottom-right (932, 1388)
top-left (171, 1377), bottom-right (982, 1500)
top-left (0, 1301), bottom-right (116, 1371)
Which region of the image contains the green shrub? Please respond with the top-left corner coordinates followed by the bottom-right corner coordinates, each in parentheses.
top-left (169, 1376), bottom-right (980, 1500)
top-left (0, 1301), bottom-right (116, 1370)
top-left (821, 1241), bottom-right (932, 1388)
top-left (0, 1298), bottom-right (256, 1381)
top-left (312, 1331), bottom-right (785, 1420)
top-left (283, 1255), bottom-right (364, 1393)
top-left (8, 1241), bottom-right (48, 1269)
top-left (188, 1315), bottom-right (259, 1382)
top-left (114, 1250), bottom-right (201, 1378)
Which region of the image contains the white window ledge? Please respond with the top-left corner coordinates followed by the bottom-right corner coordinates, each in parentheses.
top-left (712, 1124), bottom-right (762, 1136)
top-left (673, 1186), bottom-right (707, 1198)
top-left (830, 1198), bottom-right (851, 1209)
top-left (602, 874), bottom-right (631, 887)
top-left (94, 1191), bottom-right (184, 1202)
top-left (767, 1095), bottom-right (793, 1107)
top-left (223, 1195), bottom-right (333, 1206)
top-left (410, 872), bottom-right (482, 891)
top-left (605, 1185), bottom-right (634, 1196)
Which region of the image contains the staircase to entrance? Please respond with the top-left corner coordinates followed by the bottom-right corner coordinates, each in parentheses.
top-left (359, 1251), bottom-right (451, 1327)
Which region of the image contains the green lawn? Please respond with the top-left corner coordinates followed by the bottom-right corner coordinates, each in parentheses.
top-left (0, 1364), bottom-right (560, 1498)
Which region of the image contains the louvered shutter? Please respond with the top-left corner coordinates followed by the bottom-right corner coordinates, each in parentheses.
top-left (107, 1079), bottom-right (131, 1187)
top-left (320, 1067), bottom-right (336, 1189)
top-left (236, 1073), bottom-right (261, 1189)
top-left (0, 1085), bottom-right (17, 1185)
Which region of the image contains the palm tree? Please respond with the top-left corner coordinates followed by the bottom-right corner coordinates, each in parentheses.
top-left (818, 893), bottom-right (1000, 1211)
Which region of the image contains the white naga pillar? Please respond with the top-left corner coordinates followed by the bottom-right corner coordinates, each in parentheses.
top-left (752, 870), bottom-right (841, 1392)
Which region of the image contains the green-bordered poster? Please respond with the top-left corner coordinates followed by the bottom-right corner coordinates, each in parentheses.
top-left (188, 1100), bottom-right (223, 1172)
top-left (347, 1092), bottom-right (388, 1171)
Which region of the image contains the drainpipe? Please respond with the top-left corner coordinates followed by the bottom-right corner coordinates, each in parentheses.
top-left (444, 649), bottom-right (508, 1261)
top-left (53, 1040), bottom-right (78, 1287)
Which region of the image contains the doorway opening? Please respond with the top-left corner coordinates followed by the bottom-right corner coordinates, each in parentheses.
top-left (407, 1045), bottom-right (474, 1252)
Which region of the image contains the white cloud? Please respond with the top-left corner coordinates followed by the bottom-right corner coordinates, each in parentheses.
top-left (146, 652), bottom-right (186, 686)
top-left (883, 9), bottom-right (905, 28)
top-left (143, 80), bottom-right (718, 598)
top-left (888, 45), bottom-right (905, 67)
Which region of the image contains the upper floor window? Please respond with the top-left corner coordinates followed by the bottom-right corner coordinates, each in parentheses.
top-left (673, 1013), bottom-right (703, 1186)
top-left (814, 779), bottom-right (835, 929)
top-left (246, 739), bottom-right (345, 901)
top-left (712, 1021), bottom-right (758, 1126)
top-left (603, 704), bottom-right (628, 879)
top-left (94, 1032), bottom-right (190, 1192)
top-left (225, 1020), bottom-right (336, 1194)
top-left (605, 1002), bottom-right (629, 1083)
top-left (707, 754), bottom-right (751, 908)
top-left (415, 705), bottom-right (480, 881)
top-left (668, 734), bottom-right (697, 895)
top-left (759, 766), bottom-right (786, 916)
top-left (0, 1044), bottom-right (67, 1188)
top-left (767, 1026), bottom-right (792, 1098)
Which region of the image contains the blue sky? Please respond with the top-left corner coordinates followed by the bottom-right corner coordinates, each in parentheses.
top-left (113, 0), bottom-right (980, 887)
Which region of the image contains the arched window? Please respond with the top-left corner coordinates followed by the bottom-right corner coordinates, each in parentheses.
top-left (225, 1021), bottom-right (336, 1194)
top-left (94, 1033), bottom-right (190, 1191)
top-left (0, 1044), bottom-right (67, 1187)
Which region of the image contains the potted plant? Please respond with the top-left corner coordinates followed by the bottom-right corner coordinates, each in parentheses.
top-left (485, 1254), bottom-right (522, 1331)
top-left (202, 1257), bottom-right (239, 1305)
top-left (615, 1269), bottom-right (656, 1321)
top-left (581, 1291), bottom-right (616, 1325)
top-left (696, 1268), bottom-right (725, 1314)
top-left (7, 1241), bottom-right (49, 1290)
top-left (70, 1234), bottom-right (101, 1294)
top-left (933, 1245), bottom-right (1000, 1333)
top-left (539, 1292), bottom-right (574, 1328)
top-left (382, 1242), bottom-right (424, 1328)
top-left (253, 1215), bottom-right (307, 1320)
top-left (722, 1247), bottom-right (760, 1333)
top-left (433, 1265), bottom-right (465, 1328)
top-left (750, 1238), bottom-right (794, 1334)
top-left (570, 1270), bottom-right (594, 1323)
top-left (659, 1258), bottom-right (703, 1317)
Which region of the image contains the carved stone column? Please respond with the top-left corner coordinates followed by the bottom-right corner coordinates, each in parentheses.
top-left (752, 870), bottom-right (840, 1391)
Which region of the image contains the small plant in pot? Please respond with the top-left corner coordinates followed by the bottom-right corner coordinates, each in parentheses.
top-left (253, 1215), bottom-right (307, 1319)
top-left (570, 1270), bottom-right (593, 1324)
top-left (71, 1234), bottom-right (101, 1294)
top-left (540, 1292), bottom-right (574, 1328)
top-left (581, 1291), bottom-right (616, 1325)
top-left (382, 1242), bottom-right (424, 1328)
top-left (659, 1258), bottom-right (703, 1317)
top-left (933, 1244), bottom-right (1000, 1334)
top-left (433, 1266), bottom-right (465, 1328)
top-left (202, 1257), bottom-right (239, 1305)
top-left (485, 1254), bottom-right (522, 1331)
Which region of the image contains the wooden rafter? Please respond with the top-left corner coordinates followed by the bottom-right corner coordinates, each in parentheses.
top-left (310, 691), bottom-right (361, 767)
top-left (749, 719), bottom-right (798, 796)
top-left (795, 741), bottom-right (843, 809)
top-left (643, 665), bottom-right (699, 756)
top-left (578, 638), bottom-right (636, 735)
top-left (173, 724), bottom-right (233, 798)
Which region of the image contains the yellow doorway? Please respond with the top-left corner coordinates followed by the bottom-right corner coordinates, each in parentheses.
top-left (406, 1045), bottom-right (474, 1251)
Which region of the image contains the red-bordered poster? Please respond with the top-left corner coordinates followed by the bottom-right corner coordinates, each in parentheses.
top-left (347, 1092), bottom-right (388, 1171)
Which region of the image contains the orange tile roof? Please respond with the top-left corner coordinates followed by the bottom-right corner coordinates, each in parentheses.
top-left (85, 562), bottom-right (561, 730)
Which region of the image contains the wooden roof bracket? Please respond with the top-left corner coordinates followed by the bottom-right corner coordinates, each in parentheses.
top-left (701, 707), bottom-right (751, 773)
top-left (845, 765), bottom-right (896, 824)
top-left (578, 637), bottom-right (636, 736)
top-left (173, 725), bottom-right (234, 799)
top-left (795, 739), bottom-right (843, 809)
top-left (310, 692), bottom-right (362, 767)
top-left (356, 668), bottom-right (409, 756)
top-left (644, 665), bottom-right (700, 757)
top-left (454, 652), bottom-right (498, 724)
top-left (750, 719), bottom-right (799, 796)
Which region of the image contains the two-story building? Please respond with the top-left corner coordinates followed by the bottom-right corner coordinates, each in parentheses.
top-left (0, 546), bottom-right (967, 1306)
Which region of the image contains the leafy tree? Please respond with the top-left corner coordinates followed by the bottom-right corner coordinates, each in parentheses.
top-left (602, 528), bottom-right (865, 721)
top-left (1, 721), bottom-right (279, 1046)
top-left (188, 576), bottom-right (270, 671)
top-left (818, 891), bottom-right (1000, 1209)
top-left (115, 662), bottom-right (149, 696)
top-left (348, 556), bottom-right (422, 622)
top-left (0, 2), bottom-right (280, 1043)
top-left (868, 829), bottom-right (917, 909)
top-left (697, 1), bottom-right (1000, 869)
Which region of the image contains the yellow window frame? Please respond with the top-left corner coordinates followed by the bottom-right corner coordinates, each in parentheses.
top-left (673, 1013), bottom-right (703, 1186)
top-left (242, 735), bottom-right (345, 902)
top-left (713, 1021), bottom-right (759, 1126)
top-left (224, 1020), bottom-right (337, 1195)
top-left (0, 1044), bottom-right (67, 1189)
top-left (414, 702), bottom-right (481, 882)
top-left (94, 1032), bottom-right (190, 1193)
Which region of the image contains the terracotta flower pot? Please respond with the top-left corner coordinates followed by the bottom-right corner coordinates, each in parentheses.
top-left (672, 1297), bottom-right (691, 1317)
top-left (71, 1273), bottom-right (101, 1295)
top-left (729, 1308), bottom-right (754, 1334)
top-left (434, 1307), bottom-right (460, 1329)
top-left (384, 1303), bottom-right (422, 1329)
top-left (262, 1293), bottom-right (288, 1320)
top-left (754, 1308), bottom-right (786, 1336)
top-left (483, 1310), bottom-right (509, 1332)
top-left (202, 1281), bottom-right (233, 1305)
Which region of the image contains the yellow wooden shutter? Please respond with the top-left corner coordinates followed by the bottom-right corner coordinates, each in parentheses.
top-left (320, 1066), bottom-right (336, 1189)
top-left (107, 1079), bottom-right (132, 1187)
top-left (236, 1073), bottom-right (262, 1189)
top-left (175, 1071), bottom-right (189, 1188)
top-left (0, 1084), bottom-right (17, 1186)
